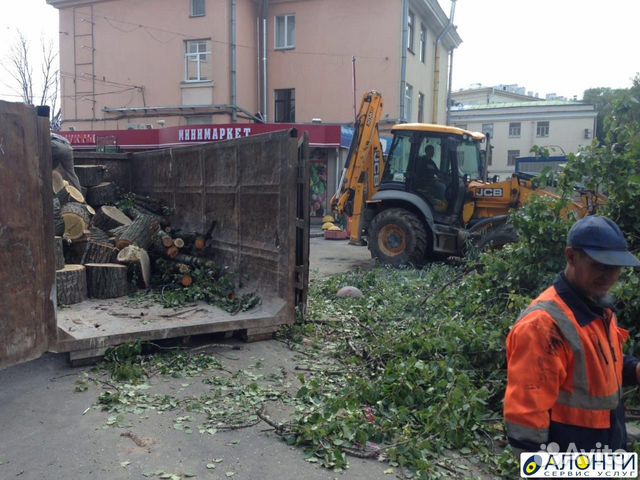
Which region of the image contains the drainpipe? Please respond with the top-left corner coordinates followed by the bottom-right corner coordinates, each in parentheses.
top-left (432, 0), bottom-right (456, 124)
top-left (261, 0), bottom-right (269, 122)
top-left (399, 0), bottom-right (408, 122)
top-left (230, 0), bottom-right (237, 122)
top-left (445, 48), bottom-right (454, 125)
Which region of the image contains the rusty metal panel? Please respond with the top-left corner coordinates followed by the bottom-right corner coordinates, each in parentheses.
top-left (0, 102), bottom-right (56, 369)
top-left (130, 130), bottom-right (302, 311)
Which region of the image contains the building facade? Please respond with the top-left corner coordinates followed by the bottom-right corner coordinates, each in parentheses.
top-left (450, 88), bottom-right (597, 178)
top-left (47, 0), bottom-right (460, 130)
top-left (47, 0), bottom-right (460, 218)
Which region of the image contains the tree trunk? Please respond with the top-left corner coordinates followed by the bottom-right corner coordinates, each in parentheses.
top-left (92, 206), bottom-right (132, 232)
top-left (54, 236), bottom-right (65, 270)
top-left (86, 182), bottom-right (118, 207)
top-left (117, 245), bottom-right (150, 288)
top-left (115, 214), bottom-right (159, 250)
top-left (56, 264), bottom-right (87, 305)
top-left (87, 227), bottom-right (112, 244)
top-left (53, 197), bottom-right (65, 236)
top-left (82, 241), bottom-right (119, 264)
top-left (61, 201), bottom-right (93, 240)
top-left (85, 263), bottom-right (129, 298)
top-left (74, 164), bottom-right (106, 187)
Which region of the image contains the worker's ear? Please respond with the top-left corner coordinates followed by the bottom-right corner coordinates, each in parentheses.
top-left (565, 247), bottom-right (577, 266)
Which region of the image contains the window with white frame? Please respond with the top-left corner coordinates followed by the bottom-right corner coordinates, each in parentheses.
top-left (407, 10), bottom-right (415, 52)
top-left (417, 92), bottom-right (424, 123)
top-left (275, 15), bottom-right (295, 49)
top-left (509, 122), bottom-right (521, 137)
top-left (191, 0), bottom-right (205, 17)
top-left (481, 123), bottom-right (494, 139)
top-left (419, 24), bottom-right (426, 63)
top-left (185, 40), bottom-right (211, 81)
top-left (404, 83), bottom-right (413, 121)
top-left (536, 121), bottom-right (550, 137)
top-left (507, 150), bottom-right (520, 166)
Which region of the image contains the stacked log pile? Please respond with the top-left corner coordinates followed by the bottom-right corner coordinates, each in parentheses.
top-left (50, 164), bottom-right (223, 307)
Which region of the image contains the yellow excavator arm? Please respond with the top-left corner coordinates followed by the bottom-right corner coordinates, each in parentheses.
top-left (330, 91), bottom-right (385, 244)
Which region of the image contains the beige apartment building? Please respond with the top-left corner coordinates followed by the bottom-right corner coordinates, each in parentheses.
top-left (450, 101), bottom-right (597, 178)
top-left (450, 87), bottom-right (597, 179)
top-left (47, 0), bottom-right (461, 130)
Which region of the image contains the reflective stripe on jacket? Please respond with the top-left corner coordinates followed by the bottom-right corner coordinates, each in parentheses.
top-left (504, 284), bottom-right (628, 451)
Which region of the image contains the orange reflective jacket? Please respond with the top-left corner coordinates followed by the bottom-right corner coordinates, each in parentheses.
top-left (504, 282), bottom-right (629, 451)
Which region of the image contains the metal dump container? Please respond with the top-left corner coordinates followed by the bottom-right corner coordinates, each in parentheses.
top-left (0, 100), bottom-right (309, 367)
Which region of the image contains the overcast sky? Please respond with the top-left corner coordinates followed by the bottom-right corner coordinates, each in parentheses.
top-left (0, 0), bottom-right (638, 103)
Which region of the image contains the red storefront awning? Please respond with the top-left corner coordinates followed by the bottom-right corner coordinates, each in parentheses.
top-left (60, 123), bottom-right (341, 150)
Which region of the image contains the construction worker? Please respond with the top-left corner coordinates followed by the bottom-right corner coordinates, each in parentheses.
top-left (504, 216), bottom-right (640, 455)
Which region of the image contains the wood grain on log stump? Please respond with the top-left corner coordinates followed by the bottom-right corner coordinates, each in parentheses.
top-left (85, 263), bottom-right (128, 298)
top-left (173, 237), bottom-right (185, 249)
top-left (157, 229), bottom-right (174, 248)
top-left (61, 202), bottom-right (93, 240)
top-left (54, 236), bottom-right (65, 270)
top-left (56, 184), bottom-right (85, 206)
top-left (56, 264), bottom-right (87, 305)
top-left (117, 245), bottom-right (150, 288)
top-left (115, 214), bottom-right (159, 250)
top-left (53, 197), bottom-right (65, 236)
top-left (52, 170), bottom-right (65, 194)
top-left (86, 182), bottom-right (118, 207)
top-left (75, 165), bottom-right (106, 187)
top-left (93, 206), bottom-right (132, 232)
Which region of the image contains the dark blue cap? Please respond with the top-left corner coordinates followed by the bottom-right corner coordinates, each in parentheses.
top-left (567, 216), bottom-right (640, 267)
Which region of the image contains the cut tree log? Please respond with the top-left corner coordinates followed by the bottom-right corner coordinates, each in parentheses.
top-left (180, 275), bottom-right (193, 287)
top-left (52, 170), bottom-right (65, 194)
top-left (85, 263), bottom-right (128, 298)
top-left (127, 206), bottom-right (169, 227)
top-left (173, 237), bottom-right (185, 249)
top-left (157, 229), bottom-right (174, 248)
top-left (61, 202), bottom-right (93, 240)
top-left (117, 245), bottom-right (150, 288)
top-left (166, 245), bottom-right (179, 259)
top-left (75, 165), bottom-right (106, 187)
top-left (54, 236), bottom-right (65, 270)
top-left (86, 182), bottom-right (118, 207)
top-left (53, 197), bottom-right (65, 236)
top-left (115, 214), bottom-right (160, 250)
top-left (194, 236), bottom-right (206, 251)
top-left (174, 253), bottom-right (218, 272)
top-left (56, 264), bottom-right (87, 305)
top-left (92, 206), bottom-right (132, 232)
top-left (56, 183), bottom-right (86, 206)
top-left (87, 227), bottom-right (112, 244)
top-left (81, 241), bottom-right (119, 264)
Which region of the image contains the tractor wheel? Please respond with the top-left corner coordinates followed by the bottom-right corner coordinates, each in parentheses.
top-left (475, 222), bottom-right (519, 250)
top-left (368, 208), bottom-right (429, 266)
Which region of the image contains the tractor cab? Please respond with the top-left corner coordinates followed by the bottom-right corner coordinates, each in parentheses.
top-left (381, 124), bottom-right (484, 224)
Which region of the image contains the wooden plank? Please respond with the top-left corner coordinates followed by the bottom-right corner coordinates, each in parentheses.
top-left (0, 102), bottom-right (56, 369)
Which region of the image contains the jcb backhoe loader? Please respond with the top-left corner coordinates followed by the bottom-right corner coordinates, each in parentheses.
top-left (331, 91), bottom-right (602, 266)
